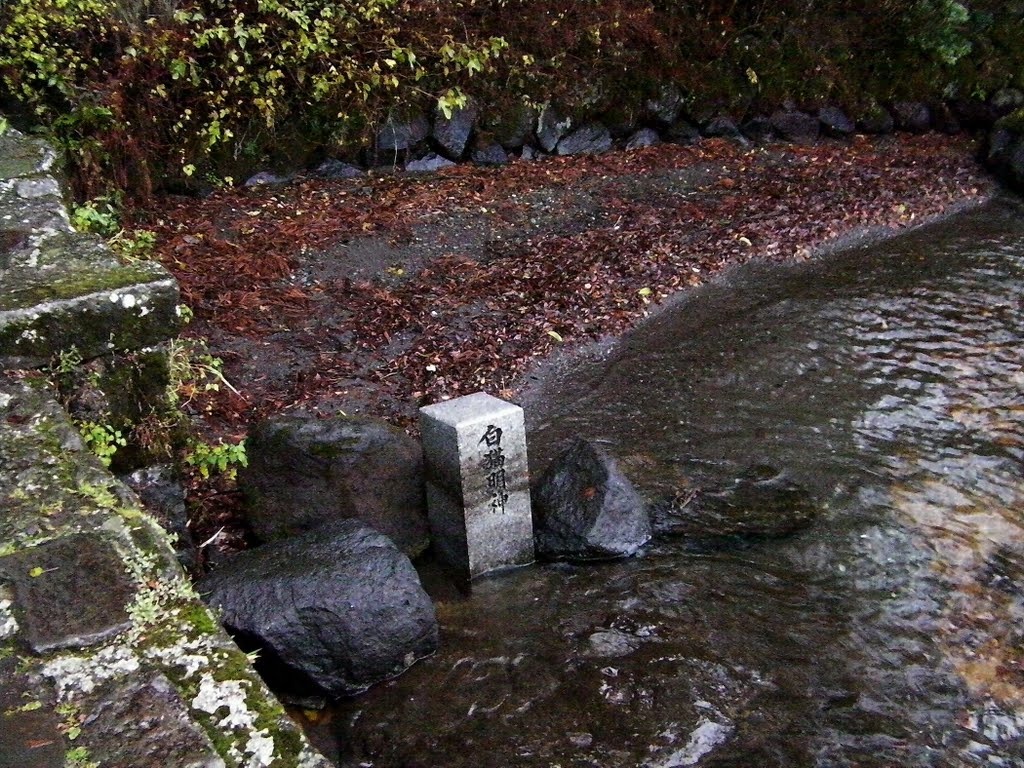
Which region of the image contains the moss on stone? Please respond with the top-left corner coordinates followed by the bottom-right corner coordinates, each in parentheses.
top-left (995, 107), bottom-right (1024, 134)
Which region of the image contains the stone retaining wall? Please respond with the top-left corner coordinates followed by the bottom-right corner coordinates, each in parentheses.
top-left (0, 126), bottom-right (331, 767)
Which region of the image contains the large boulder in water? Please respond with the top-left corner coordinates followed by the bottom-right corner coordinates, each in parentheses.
top-left (239, 415), bottom-right (430, 556)
top-left (197, 519), bottom-right (438, 699)
top-left (532, 439), bottom-right (651, 561)
top-left (652, 464), bottom-right (815, 539)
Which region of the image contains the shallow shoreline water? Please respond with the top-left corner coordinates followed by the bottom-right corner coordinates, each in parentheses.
top-left (301, 195), bottom-right (1024, 767)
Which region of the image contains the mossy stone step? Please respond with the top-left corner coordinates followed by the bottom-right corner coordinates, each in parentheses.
top-left (0, 231), bottom-right (180, 368)
top-left (0, 373), bottom-right (332, 767)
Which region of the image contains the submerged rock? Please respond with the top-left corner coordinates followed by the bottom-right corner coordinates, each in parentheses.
top-left (652, 464), bottom-right (816, 539)
top-left (239, 414), bottom-right (429, 556)
top-left (197, 519), bottom-right (438, 699)
top-left (532, 439), bottom-right (651, 561)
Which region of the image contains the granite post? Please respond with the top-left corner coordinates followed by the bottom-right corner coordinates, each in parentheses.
top-left (419, 393), bottom-right (534, 580)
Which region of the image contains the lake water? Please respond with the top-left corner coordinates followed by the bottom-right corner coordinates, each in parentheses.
top-left (308, 197), bottom-right (1024, 767)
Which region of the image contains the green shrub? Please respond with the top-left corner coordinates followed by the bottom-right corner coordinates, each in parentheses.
top-left (2, 0), bottom-right (1022, 200)
top-left (0, 0), bottom-right (509, 198)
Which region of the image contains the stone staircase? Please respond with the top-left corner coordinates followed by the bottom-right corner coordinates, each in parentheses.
top-left (0, 127), bottom-right (331, 767)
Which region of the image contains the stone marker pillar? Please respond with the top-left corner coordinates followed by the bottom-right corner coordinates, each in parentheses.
top-left (419, 392), bottom-right (534, 581)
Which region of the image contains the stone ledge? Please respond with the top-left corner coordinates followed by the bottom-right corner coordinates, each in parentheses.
top-left (0, 373), bottom-right (332, 768)
top-left (0, 129), bottom-right (180, 370)
top-left (0, 125), bottom-right (332, 767)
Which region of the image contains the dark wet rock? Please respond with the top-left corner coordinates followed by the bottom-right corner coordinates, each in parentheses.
top-left (892, 101), bottom-right (932, 133)
top-left (239, 414), bottom-right (430, 556)
top-left (376, 114), bottom-right (430, 152)
top-left (432, 101), bottom-right (478, 160)
top-left (652, 464), bottom-right (816, 539)
top-left (602, 104), bottom-right (641, 138)
top-left (313, 158), bottom-right (363, 179)
top-left (58, 350), bottom-right (171, 450)
top-left (470, 142), bottom-right (509, 165)
top-left (532, 438), bottom-right (651, 561)
top-left (0, 230), bottom-right (180, 369)
top-left (646, 84), bottom-right (685, 127)
top-left (665, 119), bottom-right (701, 145)
top-left (702, 116), bottom-right (743, 139)
top-left (626, 128), bottom-right (661, 150)
top-left (584, 628), bottom-right (642, 658)
top-left (77, 674), bottom-right (224, 768)
top-left (769, 109), bottom-right (820, 142)
top-left (0, 533), bottom-right (136, 652)
top-left (243, 171), bottom-right (292, 187)
top-left (818, 106), bottom-right (855, 138)
top-left (122, 465), bottom-right (197, 575)
top-left (856, 104), bottom-right (895, 134)
top-left (197, 519), bottom-right (438, 698)
top-left (536, 105), bottom-right (572, 153)
top-left (406, 153), bottom-right (456, 173)
top-left (741, 116), bottom-right (775, 142)
top-left (481, 103), bottom-right (537, 150)
top-left (987, 110), bottom-right (1024, 192)
top-left (520, 145), bottom-right (541, 161)
top-left (0, 657), bottom-right (65, 768)
top-left (991, 88), bottom-right (1024, 117)
top-left (930, 102), bottom-right (962, 135)
top-left (951, 98), bottom-right (998, 130)
top-left (556, 123), bottom-right (613, 156)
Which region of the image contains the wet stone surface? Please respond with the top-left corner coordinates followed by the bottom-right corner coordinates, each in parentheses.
top-left (651, 464), bottom-right (817, 540)
top-left (0, 656), bottom-right (64, 768)
top-left (420, 392), bottom-right (534, 580)
top-left (76, 674), bottom-right (225, 768)
top-left (0, 533), bottom-right (136, 653)
top-left (308, 199), bottom-right (1024, 767)
top-left (0, 129), bottom-right (332, 768)
top-left (0, 132), bottom-right (59, 179)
